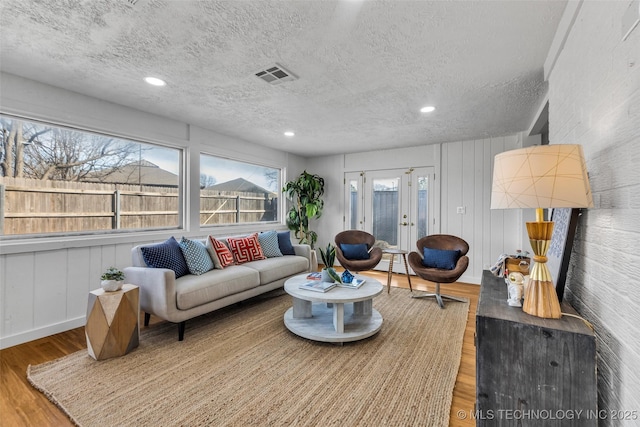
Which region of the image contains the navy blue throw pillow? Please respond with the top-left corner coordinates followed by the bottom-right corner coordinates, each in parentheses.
top-left (422, 247), bottom-right (461, 270)
top-left (141, 236), bottom-right (189, 278)
top-left (277, 231), bottom-right (296, 255)
top-left (340, 243), bottom-right (370, 260)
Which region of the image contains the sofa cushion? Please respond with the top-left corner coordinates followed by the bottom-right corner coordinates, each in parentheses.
top-left (277, 231), bottom-right (296, 255)
top-left (242, 255), bottom-right (309, 285)
top-left (205, 236), bottom-right (222, 269)
top-left (175, 266), bottom-right (260, 310)
top-left (340, 243), bottom-right (370, 260)
top-left (227, 233), bottom-right (266, 264)
top-left (258, 230), bottom-right (283, 258)
top-left (207, 236), bottom-right (235, 268)
top-left (205, 236), bottom-right (223, 269)
top-left (140, 236), bottom-right (189, 278)
top-left (422, 247), bottom-right (461, 270)
top-left (179, 237), bottom-right (214, 275)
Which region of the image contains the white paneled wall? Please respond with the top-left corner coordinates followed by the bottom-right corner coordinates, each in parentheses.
top-left (439, 136), bottom-right (522, 283)
top-left (546, 1), bottom-right (640, 418)
top-left (308, 136), bottom-right (524, 285)
top-left (1, 242), bottom-right (133, 347)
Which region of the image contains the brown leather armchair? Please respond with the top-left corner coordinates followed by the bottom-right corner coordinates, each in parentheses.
top-left (334, 230), bottom-right (383, 272)
top-left (407, 234), bottom-right (469, 308)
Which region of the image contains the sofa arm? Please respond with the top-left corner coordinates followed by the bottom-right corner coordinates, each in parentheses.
top-left (292, 244), bottom-right (317, 272)
top-left (123, 266), bottom-right (179, 321)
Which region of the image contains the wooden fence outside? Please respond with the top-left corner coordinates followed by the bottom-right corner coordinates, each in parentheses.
top-left (0, 177), bottom-right (277, 235)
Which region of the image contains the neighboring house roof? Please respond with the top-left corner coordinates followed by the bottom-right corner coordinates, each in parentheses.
top-left (205, 178), bottom-right (274, 195)
top-left (84, 160), bottom-right (178, 187)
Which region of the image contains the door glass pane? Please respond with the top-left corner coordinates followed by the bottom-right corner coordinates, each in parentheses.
top-left (417, 175), bottom-right (429, 239)
top-left (349, 179), bottom-right (358, 229)
top-left (372, 177), bottom-right (399, 249)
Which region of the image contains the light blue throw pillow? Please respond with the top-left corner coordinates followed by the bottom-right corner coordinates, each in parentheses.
top-left (258, 230), bottom-right (283, 258)
top-left (178, 237), bottom-right (214, 275)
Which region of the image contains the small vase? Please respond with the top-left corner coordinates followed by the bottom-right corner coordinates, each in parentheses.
top-left (320, 268), bottom-right (333, 283)
top-left (101, 280), bottom-right (123, 292)
top-left (341, 269), bottom-right (354, 284)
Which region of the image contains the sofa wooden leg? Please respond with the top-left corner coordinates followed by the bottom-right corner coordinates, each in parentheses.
top-left (144, 312), bottom-right (151, 326)
top-left (178, 321), bottom-right (185, 341)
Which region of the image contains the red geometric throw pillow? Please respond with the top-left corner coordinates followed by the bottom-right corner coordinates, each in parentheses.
top-left (227, 233), bottom-right (266, 264)
top-left (208, 236), bottom-right (235, 268)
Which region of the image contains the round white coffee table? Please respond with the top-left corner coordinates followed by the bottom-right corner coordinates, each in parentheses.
top-left (283, 273), bottom-right (383, 343)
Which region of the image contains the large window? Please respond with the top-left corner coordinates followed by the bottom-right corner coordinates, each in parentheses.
top-left (200, 154), bottom-right (280, 226)
top-left (0, 115), bottom-right (182, 237)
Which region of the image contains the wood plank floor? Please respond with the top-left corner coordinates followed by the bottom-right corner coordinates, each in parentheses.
top-left (0, 271), bottom-right (479, 427)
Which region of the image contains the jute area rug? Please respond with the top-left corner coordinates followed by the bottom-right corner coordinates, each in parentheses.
top-left (28, 288), bottom-right (469, 427)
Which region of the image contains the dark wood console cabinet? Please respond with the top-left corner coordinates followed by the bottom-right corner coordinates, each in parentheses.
top-left (476, 270), bottom-right (597, 426)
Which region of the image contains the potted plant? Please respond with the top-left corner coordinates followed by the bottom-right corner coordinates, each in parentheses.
top-left (282, 170), bottom-right (325, 249)
top-left (101, 267), bottom-right (125, 292)
top-left (318, 243), bottom-right (341, 283)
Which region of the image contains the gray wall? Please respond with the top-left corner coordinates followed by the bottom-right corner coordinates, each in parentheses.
top-left (546, 1), bottom-right (640, 419)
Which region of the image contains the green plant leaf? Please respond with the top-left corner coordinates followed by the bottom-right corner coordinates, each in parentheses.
top-left (282, 171), bottom-right (325, 248)
top-left (327, 267), bottom-right (342, 283)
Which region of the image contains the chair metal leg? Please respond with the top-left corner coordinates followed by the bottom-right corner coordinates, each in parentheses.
top-left (411, 282), bottom-right (464, 308)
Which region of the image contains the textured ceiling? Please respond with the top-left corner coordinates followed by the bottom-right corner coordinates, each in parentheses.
top-left (0, 0), bottom-right (566, 157)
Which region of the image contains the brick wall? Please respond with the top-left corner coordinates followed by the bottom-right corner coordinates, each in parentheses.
top-left (548, 1), bottom-right (640, 421)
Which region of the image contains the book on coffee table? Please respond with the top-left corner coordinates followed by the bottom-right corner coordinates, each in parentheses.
top-left (337, 278), bottom-right (366, 289)
top-left (299, 281), bottom-right (336, 293)
top-left (306, 272), bottom-right (322, 281)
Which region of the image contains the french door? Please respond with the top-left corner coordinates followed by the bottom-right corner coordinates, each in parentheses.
top-left (344, 167), bottom-right (435, 273)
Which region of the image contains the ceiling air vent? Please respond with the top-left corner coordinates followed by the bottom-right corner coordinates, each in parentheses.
top-left (255, 63), bottom-right (298, 85)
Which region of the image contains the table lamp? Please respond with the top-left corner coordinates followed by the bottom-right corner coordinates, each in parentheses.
top-left (491, 144), bottom-right (593, 318)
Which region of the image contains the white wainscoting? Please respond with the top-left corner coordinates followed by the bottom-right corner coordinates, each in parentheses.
top-left (1, 241), bottom-right (133, 349)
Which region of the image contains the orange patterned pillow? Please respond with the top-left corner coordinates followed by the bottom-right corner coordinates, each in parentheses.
top-left (227, 233), bottom-right (266, 264)
top-left (208, 236), bottom-right (235, 268)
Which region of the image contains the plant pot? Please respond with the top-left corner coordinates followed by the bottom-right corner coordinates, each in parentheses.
top-left (101, 279), bottom-right (123, 292)
top-left (320, 268), bottom-right (333, 283)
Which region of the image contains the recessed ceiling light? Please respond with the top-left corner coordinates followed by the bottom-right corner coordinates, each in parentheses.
top-left (420, 106), bottom-right (436, 113)
top-left (144, 77), bottom-right (166, 86)
top-left (284, 131), bottom-right (295, 137)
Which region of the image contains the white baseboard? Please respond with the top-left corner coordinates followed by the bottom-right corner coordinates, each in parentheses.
top-left (0, 316), bottom-right (86, 350)
top-left (459, 273), bottom-right (481, 285)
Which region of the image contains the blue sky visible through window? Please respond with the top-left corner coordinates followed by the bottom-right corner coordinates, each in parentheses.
top-left (200, 154), bottom-right (279, 193)
top-left (143, 149), bottom-right (278, 193)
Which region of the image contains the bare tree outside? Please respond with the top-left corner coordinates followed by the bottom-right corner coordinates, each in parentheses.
top-left (200, 174), bottom-right (217, 189)
top-left (1, 117), bottom-right (139, 180)
top-left (1, 117), bottom-right (48, 178)
top-left (264, 169), bottom-right (279, 191)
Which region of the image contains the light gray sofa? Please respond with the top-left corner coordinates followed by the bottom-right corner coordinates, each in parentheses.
top-left (124, 236), bottom-right (314, 340)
